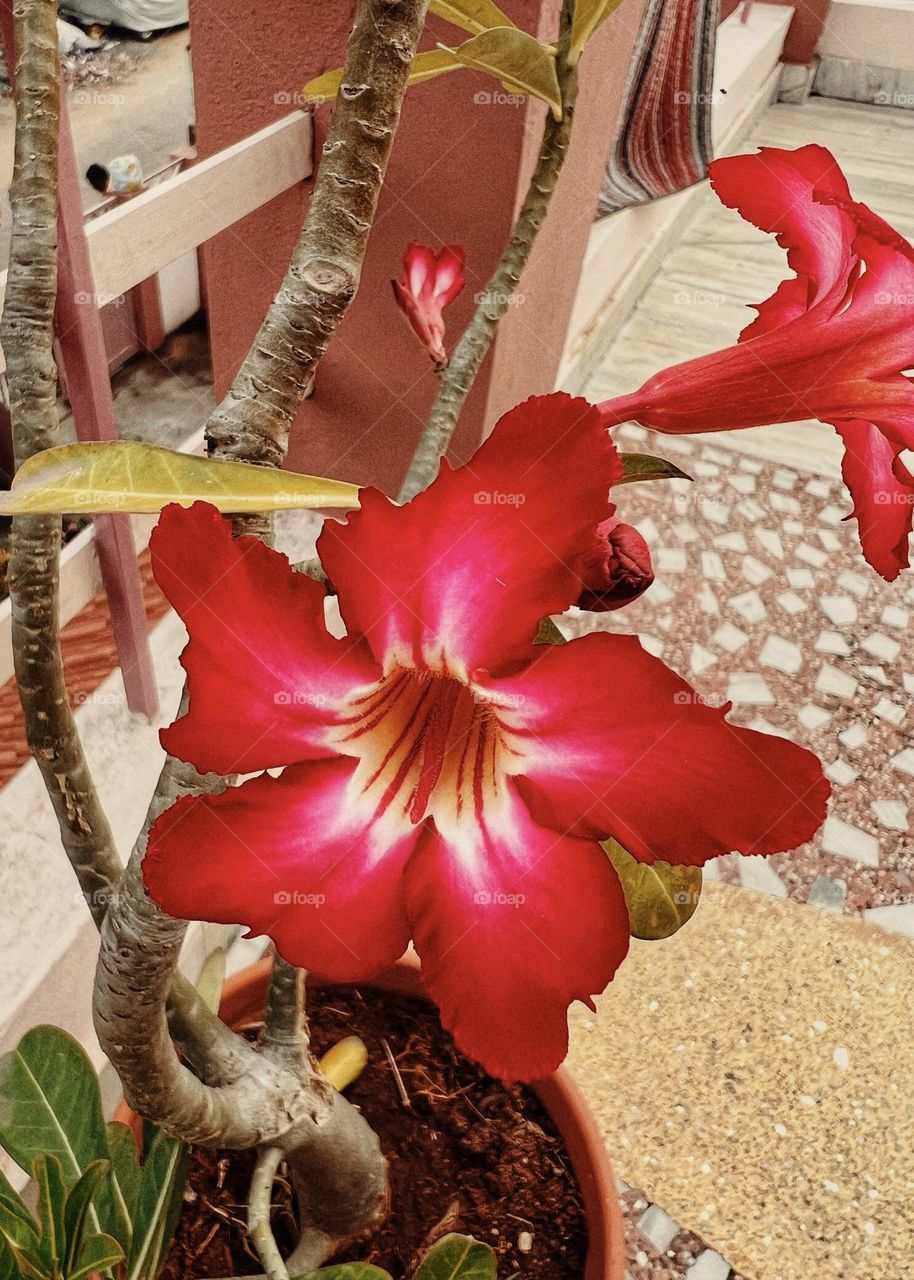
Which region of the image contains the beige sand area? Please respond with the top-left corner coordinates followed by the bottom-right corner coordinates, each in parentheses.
top-left (570, 882), bottom-right (914, 1280)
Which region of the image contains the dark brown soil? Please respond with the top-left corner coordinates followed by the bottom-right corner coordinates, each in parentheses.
top-left (161, 985), bottom-right (589, 1279)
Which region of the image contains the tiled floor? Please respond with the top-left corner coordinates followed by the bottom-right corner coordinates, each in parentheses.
top-left (580, 95), bottom-right (914, 1279)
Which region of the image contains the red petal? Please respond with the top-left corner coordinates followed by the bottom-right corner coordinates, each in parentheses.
top-left (709, 144), bottom-right (855, 339)
top-left (834, 419), bottom-right (914, 581)
top-left (403, 242), bottom-right (436, 298)
top-left (151, 503), bottom-right (380, 775)
top-left (432, 245), bottom-right (465, 306)
top-left (491, 632), bottom-right (829, 865)
top-left (318, 394), bottom-right (622, 678)
top-left (144, 759), bottom-right (416, 981)
top-left (405, 782), bottom-right (629, 1081)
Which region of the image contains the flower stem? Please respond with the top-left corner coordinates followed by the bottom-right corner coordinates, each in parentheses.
top-left (258, 956), bottom-right (309, 1073)
top-left (397, 0), bottom-right (579, 503)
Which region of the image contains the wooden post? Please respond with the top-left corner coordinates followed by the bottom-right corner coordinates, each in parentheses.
top-left (53, 102), bottom-right (159, 718)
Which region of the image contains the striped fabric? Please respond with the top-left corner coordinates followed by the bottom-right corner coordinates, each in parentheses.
top-left (598, 0), bottom-right (721, 217)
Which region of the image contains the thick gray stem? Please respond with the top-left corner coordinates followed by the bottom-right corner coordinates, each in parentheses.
top-left (397, 0), bottom-right (579, 502)
top-left (1, 0), bottom-right (123, 928)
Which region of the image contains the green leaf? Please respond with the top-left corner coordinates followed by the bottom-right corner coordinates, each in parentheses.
top-left (440, 29), bottom-right (561, 118)
top-left (304, 48), bottom-right (463, 102)
top-left (125, 1129), bottom-right (187, 1280)
top-left (0, 1029), bottom-right (115, 1243)
top-left (63, 1164), bottom-right (111, 1277)
top-left (293, 1267), bottom-right (391, 1280)
top-left (604, 839), bottom-right (702, 940)
top-left (105, 1124), bottom-right (141, 1255)
top-left (618, 453), bottom-right (692, 486)
top-left (70, 1235), bottom-right (123, 1280)
top-left (34, 1155), bottom-right (67, 1272)
top-left (429, 0), bottom-right (516, 36)
top-left (0, 1170), bottom-right (39, 1252)
top-left (0, 441), bottom-right (359, 517)
top-left (414, 1234), bottom-right (497, 1280)
top-left (0, 1231), bottom-right (24, 1280)
top-left (570, 0), bottom-right (627, 64)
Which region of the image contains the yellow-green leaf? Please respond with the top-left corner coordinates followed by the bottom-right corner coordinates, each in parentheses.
top-left (429, 0), bottom-right (516, 36)
top-left (303, 48), bottom-right (463, 103)
top-left (195, 948), bottom-right (226, 1016)
top-left (618, 453), bottom-right (692, 485)
top-left (570, 0), bottom-right (627, 65)
top-left (0, 441), bottom-right (360, 516)
top-left (318, 1037), bottom-right (368, 1093)
top-left (440, 28), bottom-right (561, 118)
top-left (604, 839), bottom-right (702, 941)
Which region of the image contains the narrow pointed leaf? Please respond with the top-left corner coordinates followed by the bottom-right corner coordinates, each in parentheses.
top-left (604, 839), bottom-right (702, 940)
top-left (429, 0), bottom-right (516, 35)
top-left (63, 1163), bottom-right (112, 1276)
top-left (0, 442), bottom-right (359, 516)
top-left (71, 1234), bottom-right (123, 1280)
top-left (304, 48), bottom-right (463, 103)
top-left (570, 0), bottom-right (627, 64)
top-left (125, 1129), bottom-right (187, 1280)
top-left (414, 1234), bottom-right (497, 1280)
top-left (618, 453), bottom-right (692, 485)
top-left (440, 29), bottom-right (561, 118)
top-left (34, 1156), bottom-right (67, 1271)
top-left (0, 1232), bottom-right (23, 1280)
top-left (105, 1123), bottom-right (141, 1254)
top-left (0, 1171), bottom-right (39, 1251)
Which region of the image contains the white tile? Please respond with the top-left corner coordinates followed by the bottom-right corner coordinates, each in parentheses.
top-left (713, 532), bottom-right (748, 553)
top-left (871, 800), bottom-right (908, 832)
top-left (821, 816), bottom-right (880, 868)
top-left (638, 1204), bottom-right (679, 1253)
top-left (892, 748), bottom-right (914, 777)
top-left (755, 529), bottom-right (784, 559)
top-left (656, 547), bottom-right (688, 574)
top-left (881, 605), bottom-right (909, 629)
top-left (743, 555), bottom-right (774, 586)
top-left (837, 569), bottom-right (870, 598)
top-left (787, 568), bottom-right (815, 590)
top-left (874, 697), bottom-right (905, 726)
top-left (701, 551), bottom-right (726, 582)
top-left (690, 643), bottom-right (717, 676)
top-left (815, 630), bottom-right (851, 657)
top-left (862, 632), bottom-right (901, 663)
top-left (826, 759), bottom-right (858, 786)
top-left (759, 635), bottom-right (803, 675)
top-left (777, 591), bottom-right (805, 615)
top-left (815, 664), bottom-right (858, 702)
top-left (798, 704), bottom-right (832, 731)
top-left (839, 722), bottom-right (868, 750)
top-left (727, 672), bottom-right (774, 705)
top-left (730, 590), bottom-right (766, 624)
top-left (797, 544), bottom-right (827, 570)
top-left (820, 595), bottom-right (857, 626)
top-left (712, 622), bottom-right (749, 653)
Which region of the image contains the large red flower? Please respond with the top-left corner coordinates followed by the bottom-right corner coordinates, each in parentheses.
top-left (144, 393), bottom-right (829, 1081)
top-left (598, 145), bottom-right (914, 581)
top-left (392, 242), bottom-right (465, 369)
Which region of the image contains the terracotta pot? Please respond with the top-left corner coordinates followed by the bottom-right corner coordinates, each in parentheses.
top-left (121, 956), bottom-right (627, 1280)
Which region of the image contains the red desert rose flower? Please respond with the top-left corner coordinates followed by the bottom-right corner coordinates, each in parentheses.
top-left (577, 516), bottom-right (654, 612)
top-left (392, 242), bottom-right (465, 369)
top-left (598, 144), bottom-right (914, 582)
top-left (144, 392), bottom-right (829, 1081)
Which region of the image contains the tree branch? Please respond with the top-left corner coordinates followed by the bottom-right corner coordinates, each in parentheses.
top-left (206, 0), bottom-right (431, 481)
top-left (1, 0), bottom-right (122, 929)
top-left (397, 0), bottom-right (579, 502)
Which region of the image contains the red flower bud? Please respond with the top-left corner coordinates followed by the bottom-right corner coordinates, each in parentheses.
top-left (577, 517), bottom-right (653, 612)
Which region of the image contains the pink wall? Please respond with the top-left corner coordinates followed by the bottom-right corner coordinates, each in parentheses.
top-left (188, 0), bottom-right (649, 494)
